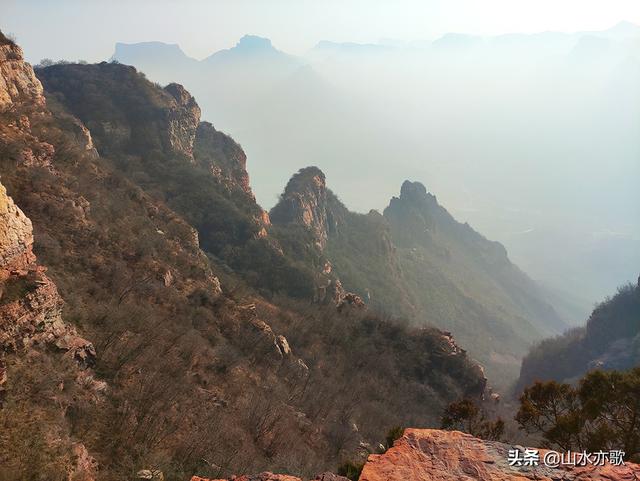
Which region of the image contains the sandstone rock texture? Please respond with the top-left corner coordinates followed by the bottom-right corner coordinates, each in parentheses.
top-left (0, 39), bottom-right (57, 168)
top-left (270, 166), bottom-right (333, 249)
top-left (359, 429), bottom-right (640, 481)
top-left (191, 472), bottom-right (349, 481)
top-left (0, 182), bottom-right (36, 279)
top-left (0, 40), bottom-right (45, 111)
top-left (195, 121), bottom-right (255, 199)
top-left (164, 82), bottom-right (201, 159)
top-left (0, 181), bottom-right (95, 376)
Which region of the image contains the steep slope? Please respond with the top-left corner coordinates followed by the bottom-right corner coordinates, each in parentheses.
top-left (518, 280), bottom-right (640, 390)
top-left (383, 181), bottom-right (565, 378)
top-left (0, 179), bottom-right (100, 481)
top-left (1, 37), bottom-right (487, 479)
top-left (37, 61), bottom-right (318, 299)
top-left (271, 170), bottom-right (565, 383)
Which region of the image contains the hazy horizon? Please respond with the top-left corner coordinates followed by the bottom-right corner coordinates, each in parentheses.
top-left (4, 0), bottom-right (640, 63)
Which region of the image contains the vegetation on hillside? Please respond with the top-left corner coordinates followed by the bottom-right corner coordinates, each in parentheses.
top-left (0, 59), bottom-right (486, 480)
top-left (518, 282), bottom-right (640, 389)
top-left (516, 368), bottom-right (640, 459)
top-left (38, 62), bottom-right (318, 300)
top-left (440, 398), bottom-right (505, 441)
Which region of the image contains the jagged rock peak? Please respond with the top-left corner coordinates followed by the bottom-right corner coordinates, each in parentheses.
top-left (164, 82), bottom-right (198, 110)
top-left (399, 180), bottom-right (435, 203)
top-left (283, 166), bottom-right (326, 195)
top-left (270, 166), bottom-right (330, 248)
top-left (0, 30), bottom-right (45, 110)
top-left (163, 82), bottom-right (201, 160)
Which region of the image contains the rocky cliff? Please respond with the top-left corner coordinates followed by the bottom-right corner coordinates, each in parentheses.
top-left (194, 121), bottom-right (256, 200)
top-left (0, 37), bottom-right (45, 110)
top-left (0, 179), bottom-right (98, 480)
top-left (270, 166), bottom-right (340, 249)
top-left (0, 178), bottom-right (96, 369)
top-left (38, 63), bottom-right (201, 159)
top-left (0, 181), bottom-right (35, 277)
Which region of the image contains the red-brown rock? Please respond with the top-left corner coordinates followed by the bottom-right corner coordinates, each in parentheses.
top-left (191, 474), bottom-right (301, 481)
top-left (359, 429), bottom-right (640, 481)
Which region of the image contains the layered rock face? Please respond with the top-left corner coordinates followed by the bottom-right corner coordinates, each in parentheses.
top-left (191, 472), bottom-right (349, 481)
top-left (359, 429), bottom-right (640, 481)
top-left (270, 166), bottom-right (336, 249)
top-left (0, 37), bottom-right (45, 110)
top-left (194, 121), bottom-right (255, 199)
top-left (163, 82), bottom-right (201, 159)
top-left (0, 182), bottom-right (36, 278)
top-left (0, 181), bottom-right (95, 378)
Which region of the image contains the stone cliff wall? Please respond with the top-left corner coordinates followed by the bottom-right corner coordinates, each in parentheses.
top-left (0, 182), bottom-right (36, 279)
top-left (0, 41), bottom-right (45, 111)
top-left (270, 166), bottom-right (332, 249)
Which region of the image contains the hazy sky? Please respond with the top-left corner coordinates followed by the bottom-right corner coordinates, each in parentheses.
top-left (4, 0), bottom-right (640, 63)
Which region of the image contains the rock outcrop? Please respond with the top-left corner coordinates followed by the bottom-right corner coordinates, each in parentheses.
top-left (194, 121), bottom-right (255, 199)
top-left (0, 36), bottom-right (45, 110)
top-left (191, 472), bottom-right (349, 481)
top-left (37, 63), bottom-right (201, 160)
top-left (163, 82), bottom-right (201, 159)
top-left (0, 181), bottom-right (96, 379)
top-left (359, 429), bottom-right (640, 481)
top-left (0, 35), bottom-right (56, 167)
top-left (0, 181), bottom-right (36, 278)
top-left (270, 166), bottom-right (337, 249)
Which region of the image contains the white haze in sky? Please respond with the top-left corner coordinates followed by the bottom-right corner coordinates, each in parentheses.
top-left (4, 0), bottom-right (640, 62)
top-left (3, 0), bottom-right (640, 317)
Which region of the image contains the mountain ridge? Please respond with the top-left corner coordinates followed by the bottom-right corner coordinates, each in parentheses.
top-left (269, 166), bottom-right (566, 383)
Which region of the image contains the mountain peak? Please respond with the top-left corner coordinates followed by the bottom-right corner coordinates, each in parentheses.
top-left (400, 180), bottom-right (428, 199)
top-left (283, 166), bottom-right (326, 195)
top-left (236, 34), bottom-right (274, 51)
top-left (112, 41), bottom-right (193, 62)
top-left (270, 166), bottom-right (330, 248)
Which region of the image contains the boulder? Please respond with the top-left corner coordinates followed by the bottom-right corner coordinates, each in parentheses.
top-left (358, 429), bottom-right (640, 481)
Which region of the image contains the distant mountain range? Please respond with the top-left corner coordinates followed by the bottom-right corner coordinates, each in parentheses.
top-left (110, 22), bottom-right (640, 322)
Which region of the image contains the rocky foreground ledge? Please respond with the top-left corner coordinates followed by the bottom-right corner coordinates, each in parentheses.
top-left (192, 429), bottom-right (640, 481)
